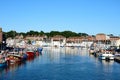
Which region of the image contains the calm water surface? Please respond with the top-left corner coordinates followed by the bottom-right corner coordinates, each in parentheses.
top-left (0, 47), bottom-right (120, 80)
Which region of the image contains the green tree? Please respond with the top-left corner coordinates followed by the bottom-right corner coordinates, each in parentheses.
top-left (7, 30), bottom-right (17, 38)
top-left (61, 31), bottom-right (79, 38)
top-left (4, 30), bottom-right (89, 39)
top-left (27, 39), bottom-right (31, 44)
top-left (18, 32), bottom-right (26, 38)
top-left (39, 31), bottom-right (44, 36)
top-left (78, 33), bottom-right (88, 37)
top-left (49, 31), bottom-right (61, 37)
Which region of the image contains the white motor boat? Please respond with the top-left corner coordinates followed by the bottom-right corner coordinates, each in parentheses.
top-left (99, 51), bottom-right (114, 60)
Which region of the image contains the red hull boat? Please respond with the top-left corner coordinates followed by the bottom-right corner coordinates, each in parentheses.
top-left (26, 51), bottom-right (35, 59)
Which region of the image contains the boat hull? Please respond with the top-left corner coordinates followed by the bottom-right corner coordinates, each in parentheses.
top-left (37, 48), bottom-right (43, 54)
top-left (26, 51), bottom-right (35, 59)
top-left (7, 55), bottom-right (22, 64)
top-left (0, 61), bottom-right (7, 68)
top-left (99, 54), bottom-right (114, 60)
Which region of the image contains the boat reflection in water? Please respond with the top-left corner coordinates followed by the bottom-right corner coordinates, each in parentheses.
top-left (0, 53), bottom-right (40, 74)
top-left (100, 60), bottom-right (114, 66)
top-left (7, 62), bottom-right (25, 72)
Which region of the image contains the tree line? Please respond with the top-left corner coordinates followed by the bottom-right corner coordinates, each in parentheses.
top-left (3, 30), bottom-right (89, 39)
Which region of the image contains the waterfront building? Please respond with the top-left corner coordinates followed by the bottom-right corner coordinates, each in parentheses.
top-left (6, 38), bottom-right (15, 47)
top-left (51, 35), bottom-right (66, 47)
top-left (96, 33), bottom-right (111, 45)
top-left (5, 32), bottom-right (120, 48)
top-left (109, 36), bottom-right (120, 46)
top-left (25, 35), bottom-right (47, 46)
top-left (25, 35), bottom-right (46, 41)
top-left (96, 33), bottom-right (107, 41)
top-left (81, 36), bottom-right (94, 48)
top-left (65, 36), bottom-right (94, 47)
top-left (86, 36), bottom-right (96, 42)
top-left (66, 37), bottom-right (82, 47)
top-left (115, 39), bottom-right (120, 48)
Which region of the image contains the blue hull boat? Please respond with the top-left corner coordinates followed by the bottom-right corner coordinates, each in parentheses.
top-left (37, 47), bottom-right (43, 54)
top-left (0, 61), bottom-right (7, 68)
top-left (22, 53), bottom-right (28, 61)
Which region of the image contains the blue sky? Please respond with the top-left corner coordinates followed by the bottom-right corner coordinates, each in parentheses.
top-left (0, 0), bottom-right (120, 35)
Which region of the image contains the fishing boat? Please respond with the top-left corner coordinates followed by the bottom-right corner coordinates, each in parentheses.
top-left (7, 51), bottom-right (22, 63)
top-left (26, 49), bottom-right (35, 59)
top-left (7, 55), bottom-right (22, 63)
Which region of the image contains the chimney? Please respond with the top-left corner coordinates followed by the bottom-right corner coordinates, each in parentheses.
top-left (0, 28), bottom-right (2, 43)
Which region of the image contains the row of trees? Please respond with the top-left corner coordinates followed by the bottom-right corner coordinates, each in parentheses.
top-left (3, 30), bottom-right (89, 39)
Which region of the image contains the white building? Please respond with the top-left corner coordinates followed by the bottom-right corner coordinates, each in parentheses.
top-left (115, 39), bottom-right (120, 48)
top-left (51, 35), bottom-right (66, 47)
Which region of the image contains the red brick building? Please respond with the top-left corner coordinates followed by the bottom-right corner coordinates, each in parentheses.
top-left (0, 28), bottom-right (2, 43)
top-left (96, 33), bottom-right (106, 41)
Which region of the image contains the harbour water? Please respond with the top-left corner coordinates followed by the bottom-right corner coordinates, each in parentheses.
top-left (0, 47), bottom-right (120, 80)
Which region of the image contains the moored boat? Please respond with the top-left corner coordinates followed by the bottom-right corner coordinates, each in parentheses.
top-left (99, 51), bottom-right (114, 60)
top-left (7, 54), bottom-right (22, 63)
top-left (0, 60), bottom-right (7, 68)
top-left (21, 53), bottom-right (28, 61)
top-left (0, 55), bottom-right (7, 67)
top-left (7, 51), bottom-right (22, 64)
top-left (37, 47), bottom-right (43, 54)
top-left (26, 50), bottom-right (35, 59)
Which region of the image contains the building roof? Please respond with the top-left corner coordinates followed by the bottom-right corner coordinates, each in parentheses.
top-left (96, 33), bottom-right (106, 35)
top-left (52, 35), bottom-right (66, 39)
